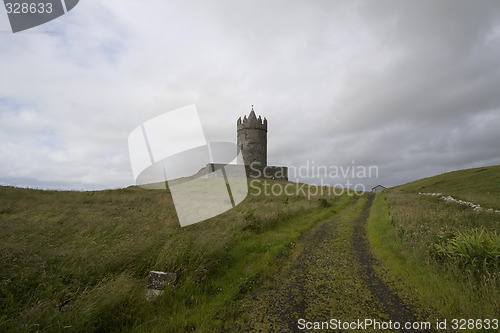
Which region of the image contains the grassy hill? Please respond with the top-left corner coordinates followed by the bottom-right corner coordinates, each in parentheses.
top-left (2, 165), bottom-right (498, 331)
top-left (0, 180), bottom-right (348, 332)
top-left (394, 164), bottom-right (500, 209)
top-left (368, 165), bottom-right (500, 323)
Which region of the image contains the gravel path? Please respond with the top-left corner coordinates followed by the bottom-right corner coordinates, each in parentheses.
top-left (233, 194), bottom-right (425, 332)
top-left (353, 194), bottom-right (425, 332)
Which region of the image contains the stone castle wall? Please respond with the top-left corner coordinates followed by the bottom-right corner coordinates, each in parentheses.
top-left (203, 163), bottom-right (288, 181)
top-left (237, 110), bottom-right (267, 166)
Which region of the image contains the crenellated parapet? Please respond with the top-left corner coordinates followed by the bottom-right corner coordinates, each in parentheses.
top-left (237, 107), bottom-right (267, 131)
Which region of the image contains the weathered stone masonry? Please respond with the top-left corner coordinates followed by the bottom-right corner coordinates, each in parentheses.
top-left (204, 107), bottom-right (288, 180)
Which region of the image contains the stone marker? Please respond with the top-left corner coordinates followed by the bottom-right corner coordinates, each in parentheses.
top-left (146, 271), bottom-right (177, 301)
top-left (149, 271), bottom-right (177, 290)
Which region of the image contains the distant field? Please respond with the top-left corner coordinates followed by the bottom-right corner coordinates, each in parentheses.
top-left (0, 180), bottom-right (347, 332)
top-left (368, 165), bottom-right (500, 323)
top-left (395, 164), bottom-right (500, 209)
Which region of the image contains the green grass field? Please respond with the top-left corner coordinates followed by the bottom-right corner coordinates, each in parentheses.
top-left (2, 165), bottom-right (499, 331)
top-left (395, 165), bottom-right (500, 208)
top-left (368, 165), bottom-right (500, 326)
top-left (0, 180), bottom-right (347, 332)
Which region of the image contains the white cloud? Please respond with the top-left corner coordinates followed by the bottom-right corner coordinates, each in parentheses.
top-left (1, 0), bottom-right (499, 190)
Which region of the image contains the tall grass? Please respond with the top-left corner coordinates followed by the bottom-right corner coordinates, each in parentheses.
top-left (368, 191), bottom-right (500, 322)
top-left (432, 228), bottom-right (500, 278)
top-left (0, 181), bottom-right (348, 331)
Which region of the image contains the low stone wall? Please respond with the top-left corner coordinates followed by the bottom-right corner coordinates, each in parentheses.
top-left (420, 192), bottom-right (500, 214)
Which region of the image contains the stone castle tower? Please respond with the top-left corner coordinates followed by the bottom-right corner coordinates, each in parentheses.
top-left (237, 106), bottom-right (267, 166)
top-left (198, 106), bottom-right (287, 181)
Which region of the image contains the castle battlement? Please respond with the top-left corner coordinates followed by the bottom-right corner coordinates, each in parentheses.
top-left (237, 107), bottom-right (267, 131)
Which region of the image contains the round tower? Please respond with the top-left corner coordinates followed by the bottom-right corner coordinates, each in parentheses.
top-left (237, 106), bottom-right (267, 166)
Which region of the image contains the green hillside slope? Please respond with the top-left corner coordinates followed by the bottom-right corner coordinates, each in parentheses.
top-left (0, 180), bottom-right (348, 332)
top-left (395, 165), bottom-right (500, 209)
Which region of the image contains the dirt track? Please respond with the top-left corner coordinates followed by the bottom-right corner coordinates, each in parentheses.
top-left (353, 194), bottom-right (423, 333)
top-left (234, 194), bottom-right (425, 332)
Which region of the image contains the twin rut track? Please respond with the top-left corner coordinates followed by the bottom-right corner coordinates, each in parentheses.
top-left (234, 194), bottom-right (428, 332)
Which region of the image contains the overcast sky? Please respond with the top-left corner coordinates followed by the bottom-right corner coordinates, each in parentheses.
top-left (1, 0), bottom-right (500, 191)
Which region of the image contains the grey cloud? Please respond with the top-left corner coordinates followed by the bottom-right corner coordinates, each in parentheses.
top-left (0, 0), bottom-right (499, 190)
